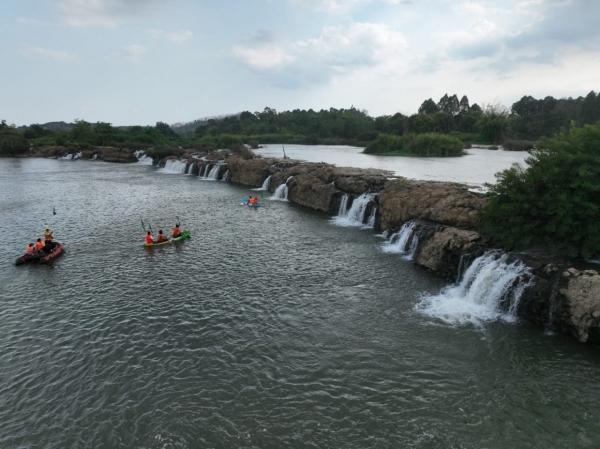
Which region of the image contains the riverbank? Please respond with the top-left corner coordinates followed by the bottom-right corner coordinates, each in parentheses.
top-left (31, 147), bottom-right (600, 345)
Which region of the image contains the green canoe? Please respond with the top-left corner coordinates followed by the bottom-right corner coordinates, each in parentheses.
top-left (172, 230), bottom-right (191, 242)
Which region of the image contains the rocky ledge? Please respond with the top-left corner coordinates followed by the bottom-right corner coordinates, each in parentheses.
top-left (222, 155), bottom-right (600, 345)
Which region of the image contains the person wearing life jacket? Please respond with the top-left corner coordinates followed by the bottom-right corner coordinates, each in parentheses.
top-left (35, 238), bottom-right (45, 252)
top-left (251, 197), bottom-right (259, 205)
top-left (145, 231), bottom-right (154, 245)
top-left (157, 230), bottom-right (167, 243)
top-left (43, 228), bottom-right (56, 250)
top-left (26, 243), bottom-right (36, 255)
top-left (173, 224), bottom-right (181, 238)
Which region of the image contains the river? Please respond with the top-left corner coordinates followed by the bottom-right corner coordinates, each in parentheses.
top-left (1, 157), bottom-right (599, 448)
top-left (254, 144), bottom-right (529, 187)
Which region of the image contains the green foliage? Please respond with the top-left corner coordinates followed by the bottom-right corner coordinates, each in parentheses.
top-left (481, 122), bottom-right (600, 258)
top-left (0, 120), bottom-right (30, 156)
top-left (502, 140), bottom-right (535, 152)
top-left (364, 133), bottom-right (465, 157)
top-left (145, 146), bottom-right (185, 159)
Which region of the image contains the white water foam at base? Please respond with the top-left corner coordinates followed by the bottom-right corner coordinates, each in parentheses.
top-left (416, 252), bottom-right (533, 327)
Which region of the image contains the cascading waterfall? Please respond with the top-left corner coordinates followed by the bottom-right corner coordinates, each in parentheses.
top-left (73, 151), bottom-right (83, 159)
top-left (199, 165), bottom-right (207, 177)
top-left (134, 150), bottom-right (153, 165)
top-left (416, 251), bottom-right (533, 326)
top-left (204, 164), bottom-right (221, 180)
top-left (270, 176), bottom-right (293, 201)
top-left (62, 153), bottom-right (73, 160)
top-left (253, 175), bottom-right (272, 191)
top-left (222, 170), bottom-right (231, 182)
top-left (381, 221), bottom-right (420, 260)
top-left (367, 207), bottom-right (377, 228)
top-left (163, 159), bottom-right (188, 174)
top-left (332, 193), bottom-right (376, 228)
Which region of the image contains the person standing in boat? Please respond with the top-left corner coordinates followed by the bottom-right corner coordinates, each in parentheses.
top-left (145, 231), bottom-right (154, 245)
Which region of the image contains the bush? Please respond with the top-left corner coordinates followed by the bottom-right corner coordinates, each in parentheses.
top-left (502, 140), bottom-right (535, 151)
top-left (364, 133), bottom-right (465, 157)
top-left (480, 123), bottom-right (600, 258)
top-left (146, 146), bottom-right (185, 159)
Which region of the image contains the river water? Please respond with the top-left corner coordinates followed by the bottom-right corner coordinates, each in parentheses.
top-left (255, 144), bottom-right (529, 187)
top-left (2, 157), bottom-right (600, 448)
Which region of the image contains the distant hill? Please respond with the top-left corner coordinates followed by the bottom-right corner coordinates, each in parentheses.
top-left (171, 113), bottom-right (241, 137)
top-left (16, 121), bottom-right (74, 132)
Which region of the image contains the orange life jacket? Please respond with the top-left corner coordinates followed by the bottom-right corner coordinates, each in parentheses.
top-left (27, 245), bottom-right (35, 253)
top-left (157, 234), bottom-right (166, 243)
top-left (36, 241), bottom-right (44, 250)
top-left (145, 234), bottom-right (154, 244)
top-left (173, 227), bottom-right (179, 238)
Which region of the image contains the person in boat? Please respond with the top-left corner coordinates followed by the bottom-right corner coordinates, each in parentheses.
top-left (173, 224), bottom-right (182, 238)
top-left (43, 228), bottom-right (56, 250)
top-left (26, 242), bottom-right (37, 256)
top-left (250, 196), bottom-right (258, 205)
top-left (156, 230), bottom-right (168, 243)
top-left (35, 238), bottom-right (45, 253)
top-left (145, 231), bottom-right (154, 245)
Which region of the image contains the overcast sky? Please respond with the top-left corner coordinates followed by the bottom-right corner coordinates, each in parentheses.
top-left (2, 0), bottom-right (599, 126)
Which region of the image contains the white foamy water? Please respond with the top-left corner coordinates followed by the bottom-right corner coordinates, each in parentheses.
top-left (163, 159), bottom-right (188, 174)
top-left (332, 193), bottom-right (375, 228)
top-left (381, 221), bottom-right (419, 260)
top-left (416, 252), bottom-right (533, 326)
top-left (253, 175), bottom-right (272, 191)
top-left (269, 176), bottom-right (292, 201)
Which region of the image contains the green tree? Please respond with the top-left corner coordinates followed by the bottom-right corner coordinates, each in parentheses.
top-left (418, 99), bottom-right (438, 115)
top-left (481, 122), bottom-right (600, 258)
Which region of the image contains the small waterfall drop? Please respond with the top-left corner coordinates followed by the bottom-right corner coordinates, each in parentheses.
top-left (204, 164), bottom-right (221, 180)
top-left (134, 150), bottom-right (154, 165)
top-left (332, 193), bottom-right (376, 228)
top-left (253, 175), bottom-right (272, 191)
top-left (381, 221), bottom-right (420, 260)
top-left (416, 251), bottom-right (533, 326)
top-left (269, 176), bottom-right (293, 202)
top-left (163, 159), bottom-right (188, 174)
top-left (62, 153), bottom-right (73, 160)
top-left (73, 151), bottom-right (83, 160)
top-left (222, 170), bottom-right (231, 182)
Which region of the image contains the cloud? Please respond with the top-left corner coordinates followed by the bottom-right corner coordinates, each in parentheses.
top-left (52, 0), bottom-right (166, 27)
top-left (417, 0), bottom-right (600, 75)
top-left (286, 0), bottom-right (412, 13)
top-left (233, 22), bottom-right (407, 87)
top-left (149, 29), bottom-right (194, 44)
top-left (23, 46), bottom-right (77, 60)
top-left (121, 44), bottom-right (147, 63)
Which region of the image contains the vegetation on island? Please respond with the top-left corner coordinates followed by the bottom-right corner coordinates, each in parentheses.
top-left (480, 122), bottom-right (600, 258)
top-left (364, 133), bottom-right (465, 157)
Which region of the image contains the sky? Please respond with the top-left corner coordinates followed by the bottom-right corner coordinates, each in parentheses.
top-left (1, 0), bottom-right (599, 126)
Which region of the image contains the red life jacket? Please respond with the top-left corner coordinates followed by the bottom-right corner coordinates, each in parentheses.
top-left (145, 234), bottom-right (154, 244)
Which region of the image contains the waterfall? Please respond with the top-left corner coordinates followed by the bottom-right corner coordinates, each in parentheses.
top-left (199, 165), bottom-right (207, 177)
top-left (253, 175), bottom-right (272, 191)
top-left (204, 164), bottom-right (220, 180)
top-left (381, 221), bottom-right (419, 260)
top-left (332, 193), bottom-right (376, 228)
top-left (163, 159), bottom-right (188, 174)
top-left (73, 151), bottom-right (83, 159)
top-left (134, 150), bottom-right (153, 165)
top-left (92, 154), bottom-right (98, 160)
top-left (185, 163), bottom-right (196, 175)
top-left (269, 176), bottom-right (293, 202)
top-left (416, 251), bottom-right (533, 326)
top-left (62, 153), bottom-right (73, 160)
top-left (367, 207), bottom-right (377, 228)
top-left (222, 170), bottom-right (231, 182)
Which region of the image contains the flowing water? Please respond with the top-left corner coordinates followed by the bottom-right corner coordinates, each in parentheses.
top-left (2, 158), bottom-right (600, 448)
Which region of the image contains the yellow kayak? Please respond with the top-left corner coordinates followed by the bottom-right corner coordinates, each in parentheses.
top-left (143, 239), bottom-right (172, 247)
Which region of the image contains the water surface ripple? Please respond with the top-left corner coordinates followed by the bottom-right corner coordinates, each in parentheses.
top-left (1, 158), bottom-right (600, 448)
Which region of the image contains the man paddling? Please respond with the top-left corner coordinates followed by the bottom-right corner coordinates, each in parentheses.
top-left (173, 224), bottom-right (182, 238)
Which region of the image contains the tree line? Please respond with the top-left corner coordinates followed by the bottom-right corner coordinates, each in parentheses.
top-left (1, 90), bottom-right (600, 157)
